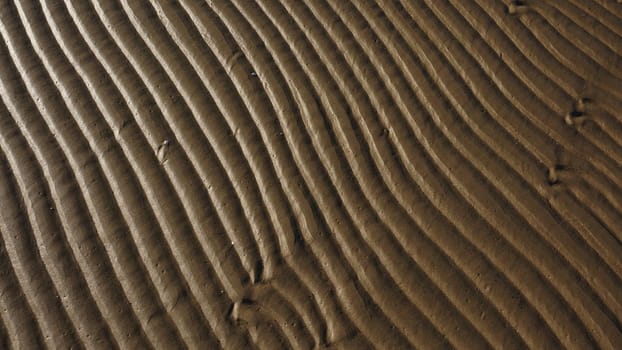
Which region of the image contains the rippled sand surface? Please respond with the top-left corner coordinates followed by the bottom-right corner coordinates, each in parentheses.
top-left (1, 1), bottom-right (622, 349)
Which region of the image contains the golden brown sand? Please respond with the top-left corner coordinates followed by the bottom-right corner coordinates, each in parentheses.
top-left (0, 0), bottom-right (621, 349)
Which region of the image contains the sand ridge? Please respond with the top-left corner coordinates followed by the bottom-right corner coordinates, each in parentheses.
top-left (0, 0), bottom-right (621, 349)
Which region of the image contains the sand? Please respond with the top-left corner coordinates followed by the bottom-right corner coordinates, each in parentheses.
top-left (0, 0), bottom-right (621, 349)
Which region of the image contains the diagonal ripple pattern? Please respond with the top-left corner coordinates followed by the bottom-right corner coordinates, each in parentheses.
top-left (0, 0), bottom-right (621, 349)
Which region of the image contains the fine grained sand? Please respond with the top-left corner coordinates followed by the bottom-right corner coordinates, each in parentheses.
top-left (0, 0), bottom-right (621, 349)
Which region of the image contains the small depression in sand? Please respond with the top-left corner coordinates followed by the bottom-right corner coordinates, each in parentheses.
top-left (0, 0), bottom-right (621, 349)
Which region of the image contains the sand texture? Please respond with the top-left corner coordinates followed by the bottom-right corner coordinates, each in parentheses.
top-left (0, 0), bottom-right (622, 349)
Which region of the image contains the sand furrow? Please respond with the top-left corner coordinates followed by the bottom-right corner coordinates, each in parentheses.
top-left (214, 2), bottom-right (437, 347)
top-left (408, 0), bottom-right (622, 318)
top-left (63, 3), bottom-right (248, 341)
top-left (241, 2), bottom-right (490, 348)
top-left (0, 217), bottom-right (43, 349)
top-left (179, 2), bottom-right (360, 344)
top-left (0, 107), bottom-right (81, 349)
top-left (266, 1), bottom-right (519, 347)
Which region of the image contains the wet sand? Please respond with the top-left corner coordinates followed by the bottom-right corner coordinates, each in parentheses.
top-left (0, 0), bottom-right (621, 349)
